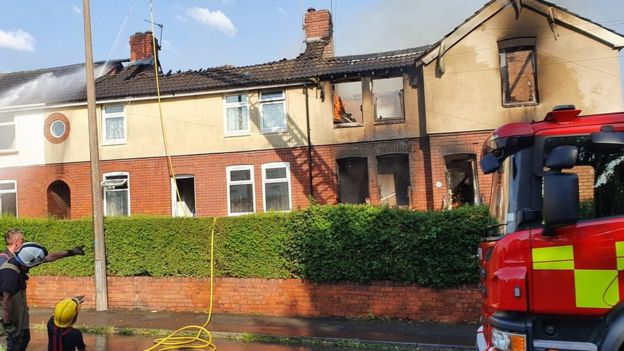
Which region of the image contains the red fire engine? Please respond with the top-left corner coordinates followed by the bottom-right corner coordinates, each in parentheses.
top-left (476, 106), bottom-right (624, 351)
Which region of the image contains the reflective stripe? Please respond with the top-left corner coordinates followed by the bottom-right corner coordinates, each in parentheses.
top-left (532, 245), bottom-right (574, 270)
top-left (574, 269), bottom-right (619, 308)
top-left (616, 242), bottom-right (624, 270)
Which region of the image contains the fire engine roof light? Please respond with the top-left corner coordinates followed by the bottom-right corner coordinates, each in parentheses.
top-left (544, 105), bottom-right (581, 123)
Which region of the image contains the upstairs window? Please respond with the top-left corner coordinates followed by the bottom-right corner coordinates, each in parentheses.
top-left (373, 77), bottom-right (404, 121)
top-left (224, 94), bottom-right (250, 136)
top-left (103, 105), bottom-right (126, 144)
top-left (260, 90), bottom-right (286, 133)
top-left (262, 162), bottom-right (291, 211)
top-left (227, 165), bottom-right (255, 215)
top-left (0, 114), bottom-right (16, 152)
top-left (499, 38), bottom-right (538, 107)
top-left (102, 172), bottom-right (130, 216)
top-left (333, 81), bottom-right (363, 126)
top-left (0, 181), bottom-right (17, 216)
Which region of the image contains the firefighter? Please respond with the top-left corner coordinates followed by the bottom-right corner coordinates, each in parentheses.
top-left (0, 242), bottom-right (85, 351)
top-left (47, 296), bottom-right (86, 351)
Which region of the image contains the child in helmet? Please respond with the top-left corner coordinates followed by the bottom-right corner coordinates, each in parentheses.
top-left (47, 296), bottom-right (86, 351)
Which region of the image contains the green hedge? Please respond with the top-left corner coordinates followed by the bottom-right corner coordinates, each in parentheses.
top-left (0, 205), bottom-right (488, 288)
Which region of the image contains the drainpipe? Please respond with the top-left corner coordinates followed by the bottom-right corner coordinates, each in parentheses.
top-left (304, 81), bottom-right (314, 200)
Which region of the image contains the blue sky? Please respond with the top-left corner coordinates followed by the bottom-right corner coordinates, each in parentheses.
top-left (0, 0), bottom-right (623, 77)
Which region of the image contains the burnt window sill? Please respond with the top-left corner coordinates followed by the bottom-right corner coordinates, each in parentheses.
top-left (503, 101), bottom-right (539, 108)
top-left (334, 122), bottom-right (364, 129)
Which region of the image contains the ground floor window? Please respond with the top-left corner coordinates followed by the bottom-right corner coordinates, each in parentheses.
top-left (377, 154), bottom-right (410, 206)
top-left (227, 165), bottom-right (255, 215)
top-left (172, 176), bottom-right (195, 217)
top-left (0, 181), bottom-right (17, 216)
top-left (102, 172), bottom-right (130, 216)
top-left (47, 180), bottom-right (70, 219)
top-left (262, 162), bottom-right (291, 211)
top-left (337, 157), bottom-right (369, 204)
top-left (444, 154), bottom-right (480, 208)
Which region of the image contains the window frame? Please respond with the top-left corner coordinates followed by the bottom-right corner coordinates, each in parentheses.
top-left (261, 162), bottom-right (292, 212)
top-left (102, 172), bottom-right (131, 216)
top-left (259, 90), bottom-right (287, 134)
top-left (102, 105), bottom-right (127, 145)
top-left (498, 38), bottom-right (539, 108)
top-left (223, 93), bottom-right (251, 137)
top-left (332, 81), bottom-right (364, 128)
top-left (0, 115), bottom-right (16, 153)
top-left (226, 165), bottom-right (256, 216)
top-left (0, 180), bottom-right (18, 217)
top-left (171, 175), bottom-right (196, 217)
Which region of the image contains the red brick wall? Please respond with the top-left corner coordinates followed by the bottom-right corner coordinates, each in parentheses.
top-left (27, 276), bottom-right (480, 323)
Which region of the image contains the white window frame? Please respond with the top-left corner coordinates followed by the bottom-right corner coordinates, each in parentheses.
top-left (171, 175), bottom-right (196, 217)
top-left (226, 165), bottom-right (255, 216)
top-left (262, 162), bottom-right (292, 212)
top-left (223, 94), bottom-right (251, 137)
top-left (102, 105), bottom-right (126, 145)
top-left (102, 172), bottom-right (131, 216)
top-left (0, 180), bottom-right (18, 217)
top-left (259, 90), bottom-right (287, 133)
top-left (0, 116), bottom-right (16, 153)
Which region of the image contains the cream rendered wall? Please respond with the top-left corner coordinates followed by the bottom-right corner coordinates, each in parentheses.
top-left (423, 6), bottom-right (623, 134)
top-left (0, 112), bottom-right (45, 168)
top-left (45, 107), bottom-right (90, 164)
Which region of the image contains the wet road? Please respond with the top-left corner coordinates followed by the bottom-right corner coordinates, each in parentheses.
top-left (28, 330), bottom-right (363, 351)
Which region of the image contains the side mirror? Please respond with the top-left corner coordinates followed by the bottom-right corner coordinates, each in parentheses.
top-left (480, 153), bottom-right (501, 174)
top-left (543, 145), bottom-right (579, 234)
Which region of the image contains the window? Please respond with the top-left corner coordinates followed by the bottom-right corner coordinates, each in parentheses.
top-left (224, 94), bottom-right (250, 136)
top-left (377, 154), bottom-right (410, 206)
top-left (337, 157), bottom-right (369, 204)
top-left (172, 176), bottom-right (195, 217)
top-left (0, 181), bottom-right (17, 216)
top-left (227, 166), bottom-right (255, 215)
top-left (262, 163), bottom-right (291, 211)
top-left (333, 81), bottom-right (363, 126)
top-left (0, 114), bottom-right (16, 152)
top-left (499, 38), bottom-right (538, 107)
top-left (103, 105), bottom-right (126, 144)
top-left (102, 172), bottom-right (130, 216)
top-left (373, 77), bottom-right (404, 121)
top-left (260, 90), bottom-right (286, 133)
top-left (444, 154), bottom-right (480, 209)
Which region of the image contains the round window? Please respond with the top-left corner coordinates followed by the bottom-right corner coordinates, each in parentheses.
top-left (50, 120), bottom-right (66, 138)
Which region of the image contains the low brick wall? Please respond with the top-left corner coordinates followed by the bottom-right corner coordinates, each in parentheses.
top-left (28, 277), bottom-right (480, 323)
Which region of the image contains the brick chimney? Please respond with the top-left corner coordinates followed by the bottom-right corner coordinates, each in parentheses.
top-left (304, 8), bottom-right (334, 58)
top-left (129, 31), bottom-right (159, 65)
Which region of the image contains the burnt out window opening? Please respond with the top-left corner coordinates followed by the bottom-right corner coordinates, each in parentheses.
top-left (0, 114), bottom-right (16, 151)
top-left (262, 162), bottom-right (292, 211)
top-left (47, 180), bottom-right (71, 219)
top-left (543, 136), bottom-right (624, 220)
top-left (0, 181), bottom-right (17, 217)
top-left (337, 157), bottom-right (369, 204)
top-left (332, 81), bottom-right (363, 126)
top-left (102, 172), bottom-right (130, 216)
top-left (377, 154), bottom-right (410, 206)
top-left (498, 38), bottom-right (538, 107)
top-left (224, 94), bottom-right (250, 136)
top-left (172, 176), bottom-right (195, 217)
top-left (373, 77), bottom-right (405, 121)
top-left (445, 154), bottom-right (480, 208)
top-left (227, 165), bottom-right (255, 215)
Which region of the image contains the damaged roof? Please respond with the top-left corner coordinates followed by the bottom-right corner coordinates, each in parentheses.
top-left (94, 45), bottom-right (429, 100)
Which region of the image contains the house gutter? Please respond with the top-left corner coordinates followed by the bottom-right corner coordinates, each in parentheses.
top-left (304, 80), bottom-right (314, 200)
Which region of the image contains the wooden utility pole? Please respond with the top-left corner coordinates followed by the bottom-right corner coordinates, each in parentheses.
top-left (82, 0), bottom-right (108, 311)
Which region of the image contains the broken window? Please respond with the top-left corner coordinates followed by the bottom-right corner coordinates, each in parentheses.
top-left (260, 90), bottom-right (286, 133)
top-left (373, 77), bottom-right (404, 121)
top-left (444, 154), bottom-right (480, 208)
top-left (224, 94), bottom-right (250, 136)
top-left (332, 81), bottom-right (363, 126)
top-left (337, 157), bottom-right (369, 204)
top-left (47, 180), bottom-right (71, 219)
top-left (0, 114), bottom-right (16, 151)
top-left (0, 181), bottom-right (17, 216)
top-left (227, 165), bottom-right (255, 215)
top-left (377, 154), bottom-right (410, 206)
top-left (103, 105), bottom-right (126, 144)
top-left (498, 38), bottom-right (538, 106)
top-left (172, 175), bottom-right (195, 217)
top-left (262, 162), bottom-right (291, 211)
top-left (102, 172), bottom-right (130, 216)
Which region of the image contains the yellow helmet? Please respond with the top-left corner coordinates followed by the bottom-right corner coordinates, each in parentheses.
top-left (53, 296), bottom-right (83, 328)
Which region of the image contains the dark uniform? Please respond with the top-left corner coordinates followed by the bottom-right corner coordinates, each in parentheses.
top-left (0, 258), bottom-right (30, 351)
top-left (47, 316), bottom-right (85, 351)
